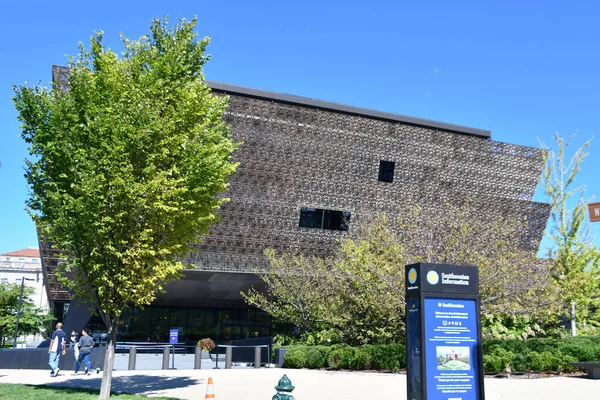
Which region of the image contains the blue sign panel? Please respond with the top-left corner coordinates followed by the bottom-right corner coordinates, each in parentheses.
top-left (424, 298), bottom-right (479, 400)
top-left (407, 297), bottom-right (422, 400)
top-left (169, 329), bottom-right (178, 344)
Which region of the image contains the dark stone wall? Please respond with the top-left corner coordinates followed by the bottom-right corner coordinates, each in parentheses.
top-left (0, 347), bottom-right (105, 371)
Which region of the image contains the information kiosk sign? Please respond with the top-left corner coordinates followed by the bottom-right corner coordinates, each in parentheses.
top-left (406, 263), bottom-right (485, 400)
top-left (169, 329), bottom-right (179, 344)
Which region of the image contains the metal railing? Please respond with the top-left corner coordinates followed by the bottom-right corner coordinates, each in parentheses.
top-left (117, 342), bottom-right (271, 370)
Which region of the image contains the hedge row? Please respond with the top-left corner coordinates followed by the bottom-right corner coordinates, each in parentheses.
top-left (283, 344), bottom-right (406, 371)
top-left (282, 337), bottom-right (600, 372)
top-left (483, 337), bottom-right (600, 373)
top-left (483, 346), bottom-right (578, 373)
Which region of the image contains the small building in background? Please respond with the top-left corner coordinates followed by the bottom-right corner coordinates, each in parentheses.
top-left (0, 248), bottom-right (48, 309)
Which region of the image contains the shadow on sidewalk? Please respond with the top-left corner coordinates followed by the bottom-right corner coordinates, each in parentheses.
top-left (563, 374), bottom-right (593, 380)
top-left (44, 374), bottom-right (203, 394)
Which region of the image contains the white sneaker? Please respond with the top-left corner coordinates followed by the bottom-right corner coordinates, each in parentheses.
top-left (54, 368), bottom-right (60, 377)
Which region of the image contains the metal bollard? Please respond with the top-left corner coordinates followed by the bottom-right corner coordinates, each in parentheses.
top-left (225, 346), bottom-right (232, 369)
top-left (128, 346), bottom-right (137, 370)
top-left (254, 346), bottom-right (261, 368)
top-left (162, 346), bottom-right (170, 369)
top-left (194, 346), bottom-right (202, 369)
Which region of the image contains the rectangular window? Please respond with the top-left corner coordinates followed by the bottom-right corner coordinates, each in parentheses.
top-left (299, 207), bottom-right (351, 231)
top-left (379, 160), bottom-right (395, 182)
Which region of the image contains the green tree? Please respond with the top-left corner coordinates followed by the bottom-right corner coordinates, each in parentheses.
top-left (13, 17), bottom-right (237, 398)
top-left (0, 283), bottom-right (50, 346)
top-left (329, 214), bottom-right (407, 344)
top-left (242, 249), bottom-right (334, 333)
top-left (244, 202), bottom-right (559, 344)
top-left (541, 133), bottom-right (600, 327)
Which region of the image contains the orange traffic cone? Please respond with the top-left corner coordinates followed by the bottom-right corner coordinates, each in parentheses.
top-left (205, 376), bottom-right (215, 399)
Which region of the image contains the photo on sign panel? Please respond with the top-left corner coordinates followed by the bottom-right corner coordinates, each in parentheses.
top-left (436, 346), bottom-right (470, 370)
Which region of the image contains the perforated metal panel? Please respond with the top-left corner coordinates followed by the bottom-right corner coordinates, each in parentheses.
top-left (42, 66), bottom-right (550, 301)
top-left (183, 93), bottom-right (550, 273)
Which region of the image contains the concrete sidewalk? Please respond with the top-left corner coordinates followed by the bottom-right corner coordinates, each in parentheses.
top-left (0, 368), bottom-right (597, 400)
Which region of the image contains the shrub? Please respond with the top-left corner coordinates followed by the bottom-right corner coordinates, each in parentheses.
top-left (350, 348), bottom-right (373, 370)
top-left (305, 347), bottom-right (325, 369)
top-left (315, 346), bottom-right (333, 367)
top-left (543, 351), bottom-right (563, 371)
top-left (556, 341), bottom-right (596, 361)
top-left (362, 344), bottom-right (402, 371)
top-left (562, 355), bottom-right (578, 372)
top-left (483, 336), bottom-right (600, 372)
top-left (527, 352), bottom-right (545, 371)
top-left (482, 347), bottom-right (514, 373)
top-left (328, 346), bottom-right (355, 369)
top-left (483, 355), bottom-right (503, 373)
top-left (284, 347), bottom-right (308, 369)
top-left (396, 344), bottom-right (407, 369)
top-left (281, 336), bottom-right (600, 372)
top-left (511, 352), bottom-right (529, 372)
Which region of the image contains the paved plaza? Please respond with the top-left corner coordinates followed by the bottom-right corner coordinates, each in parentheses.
top-left (0, 366), bottom-right (598, 400)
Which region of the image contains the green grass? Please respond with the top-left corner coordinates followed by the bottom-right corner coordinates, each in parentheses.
top-left (438, 360), bottom-right (470, 370)
top-left (0, 383), bottom-right (180, 400)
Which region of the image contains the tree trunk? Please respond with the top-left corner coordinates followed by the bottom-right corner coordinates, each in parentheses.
top-left (99, 319), bottom-right (117, 399)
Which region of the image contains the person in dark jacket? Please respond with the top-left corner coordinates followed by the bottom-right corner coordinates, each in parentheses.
top-left (48, 322), bottom-right (67, 377)
top-left (73, 328), bottom-right (95, 375)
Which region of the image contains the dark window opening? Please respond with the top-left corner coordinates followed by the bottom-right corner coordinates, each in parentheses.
top-left (379, 160), bottom-right (395, 182)
top-left (299, 207), bottom-right (351, 231)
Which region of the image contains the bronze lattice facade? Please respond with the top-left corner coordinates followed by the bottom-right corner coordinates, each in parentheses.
top-left (42, 67), bottom-right (551, 306)
top-left (183, 82), bottom-right (550, 274)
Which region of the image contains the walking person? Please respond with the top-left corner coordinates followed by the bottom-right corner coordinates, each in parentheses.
top-left (70, 330), bottom-right (79, 362)
top-left (48, 322), bottom-right (66, 377)
top-left (73, 328), bottom-right (95, 376)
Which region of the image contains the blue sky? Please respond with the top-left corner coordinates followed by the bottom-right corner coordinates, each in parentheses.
top-left (1, 0), bottom-right (599, 255)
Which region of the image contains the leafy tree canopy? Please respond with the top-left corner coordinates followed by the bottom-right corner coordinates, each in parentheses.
top-left (244, 202), bottom-right (560, 344)
top-left (13, 16), bottom-right (237, 397)
top-left (541, 134), bottom-right (600, 324)
top-left (0, 283), bottom-right (50, 346)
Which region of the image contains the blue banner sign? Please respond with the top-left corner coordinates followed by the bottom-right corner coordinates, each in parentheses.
top-left (424, 298), bottom-right (480, 400)
top-left (169, 329), bottom-right (178, 344)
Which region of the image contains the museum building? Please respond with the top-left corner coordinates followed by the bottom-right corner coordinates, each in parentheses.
top-left (40, 66), bottom-right (551, 343)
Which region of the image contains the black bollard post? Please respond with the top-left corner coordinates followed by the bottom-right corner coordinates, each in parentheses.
top-left (225, 346), bottom-right (232, 369)
top-left (171, 345), bottom-right (175, 370)
top-left (254, 346), bottom-right (261, 369)
top-left (162, 346), bottom-right (170, 370)
top-left (194, 346), bottom-right (202, 369)
top-left (213, 345), bottom-right (220, 369)
top-left (128, 346), bottom-right (137, 370)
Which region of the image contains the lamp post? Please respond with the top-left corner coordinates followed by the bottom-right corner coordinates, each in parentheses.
top-left (13, 277), bottom-right (35, 348)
